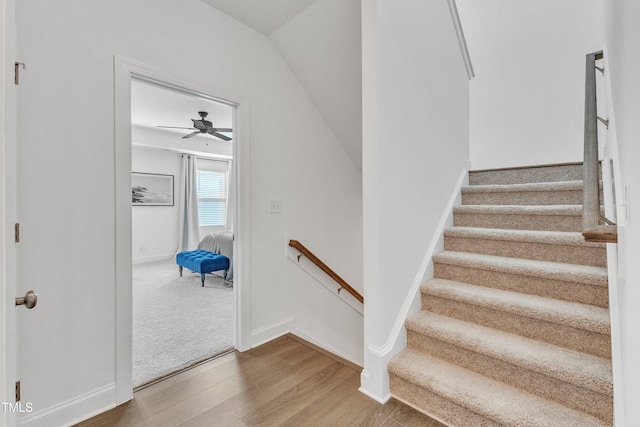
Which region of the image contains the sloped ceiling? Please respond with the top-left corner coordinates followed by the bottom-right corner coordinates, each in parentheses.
top-left (199, 0), bottom-right (322, 36)
top-left (200, 0), bottom-right (362, 169)
top-left (270, 0), bottom-right (362, 170)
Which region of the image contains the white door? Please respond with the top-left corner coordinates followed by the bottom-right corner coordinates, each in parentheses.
top-left (2, 0), bottom-right (22, 425)
top-left (6, 2), bottom-right (126, 424)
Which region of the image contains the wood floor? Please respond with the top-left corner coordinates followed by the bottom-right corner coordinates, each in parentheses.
top-left (75, 335), bottom-right (445, 426)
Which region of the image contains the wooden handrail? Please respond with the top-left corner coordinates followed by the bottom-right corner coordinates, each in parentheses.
top-left (583, 51), bottom-right (617, 243)
top-left (288, 239), bottom-right (363, 303)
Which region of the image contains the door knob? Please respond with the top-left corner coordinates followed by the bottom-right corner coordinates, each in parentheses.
top-left (15, 290), bottom-right (37, 309)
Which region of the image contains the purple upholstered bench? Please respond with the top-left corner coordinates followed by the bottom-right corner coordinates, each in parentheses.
top-left (176, 249), bottom-right (230, 287)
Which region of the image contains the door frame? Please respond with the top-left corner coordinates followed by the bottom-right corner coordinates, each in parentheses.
top-left (114, 56), bottom-right (252, 404)
top-left (2, 0), bottom-right (19, 424)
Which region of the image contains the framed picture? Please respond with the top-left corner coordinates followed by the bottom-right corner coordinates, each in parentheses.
top-left (132, 172), bottom-right (174, 206)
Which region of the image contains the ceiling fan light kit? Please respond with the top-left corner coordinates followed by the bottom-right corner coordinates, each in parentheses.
top-left (157, 111), bottom-right (233, 141)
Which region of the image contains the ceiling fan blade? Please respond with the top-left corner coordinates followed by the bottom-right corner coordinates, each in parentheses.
top-left (157, 126), bottom-right (196, 130)
top-left (182, 131), bottom-right (201, 139)
top-left (191, 119), bottom-right (207, 130)
top-left (212, 128), bottom-right (233, 133)
top-left (208, 130), bottom-right (232, 141)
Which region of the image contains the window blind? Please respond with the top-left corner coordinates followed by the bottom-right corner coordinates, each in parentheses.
top-left (196, 169), bottom-right (227, 227)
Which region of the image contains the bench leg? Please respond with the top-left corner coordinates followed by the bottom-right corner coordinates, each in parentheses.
top-left (179, 265), bottom-right (183, 277)
top-left (201, 273), bottom-right (205, 287)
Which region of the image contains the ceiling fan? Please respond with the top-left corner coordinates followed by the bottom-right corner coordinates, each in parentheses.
top-left (157, 111), bottom-right (232, 141)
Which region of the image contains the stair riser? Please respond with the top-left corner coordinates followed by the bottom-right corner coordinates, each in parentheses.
top-left (390, 375), bottom-right (500, 427)
top-left (469, 164), bottom-right (585, 186)
top-left (422, 294), bottom-right (611, 359)
top-left (454, 212), bottom-right (582, 232)
top-left (406, 331), bottom-right (613, 424)
top-left (444, 235), bottom-right (607, 267)
top-left (462, 189), bottom-right (583, 206)
top-left (434, 263), bottom-right (609, 308)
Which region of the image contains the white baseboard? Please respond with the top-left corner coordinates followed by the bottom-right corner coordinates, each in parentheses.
top-left (359, 369), bottom-right (391, 404)
top-left (249, 316), bottom-right (296, 349)
top-left (19, 384), bottom-right (116, 427)
top-left (132, 253), bottom-right (175, 265)
top-left (292, 327), bottom-right (363, 367)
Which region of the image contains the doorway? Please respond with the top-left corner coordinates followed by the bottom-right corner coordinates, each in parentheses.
top-left (130, 78), bottom-right (236, 388)
top-left (114, 57), bottom-right (251, 403)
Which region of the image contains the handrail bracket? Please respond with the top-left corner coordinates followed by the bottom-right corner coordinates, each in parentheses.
top-left (597, 116), bottom-right (610, 129)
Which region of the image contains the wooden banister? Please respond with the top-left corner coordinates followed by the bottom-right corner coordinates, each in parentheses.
top-left (583, 51), bottom-right (617, 243)
top-left (288, 239), bottom-right (363, 303)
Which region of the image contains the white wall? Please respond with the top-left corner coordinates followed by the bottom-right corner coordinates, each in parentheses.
top-left (270, 0), bottom-right (363, 170)
top-left (605, 1), bottom-right (640, 425)
top-left (361, 0), bottom-right (470, 401)
top-left (457, 0), bottom-right (605, 169)
top-left (131, 146), bottom-right (181, 264)
top-left (13, 0), bottom-right (362, 424)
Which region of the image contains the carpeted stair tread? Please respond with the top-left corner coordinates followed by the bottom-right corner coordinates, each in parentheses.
top-left (461, 180), bottom-right (601, 206)
top-left (462, 180), bottom-right (583, 194)
top-left (422, 278), bottom-right (610, 335)
top-left (462, 181), bottom-right (583, 205)
top-left (468, 163), bottom-right (585, 186)
top-left (453, 204), bottom-right (586, 232)
top-left (444, 227), bottom-right (607, 267)
top-left (454, 204), bottom-right (583, 215)
top-left (433, 251), bottom-right (608, 286)
top-left (444, 226), bottom-right (603, 247)
top-left (388, 348), bottom-right (609, 427)
top-left (405, 312), bottom-right (613, 395)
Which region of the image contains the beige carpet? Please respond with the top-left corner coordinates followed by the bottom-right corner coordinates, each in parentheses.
top-left (133, 259), bottom-right (234, 388)
top-left (388, 163), bottom-right (613, 426)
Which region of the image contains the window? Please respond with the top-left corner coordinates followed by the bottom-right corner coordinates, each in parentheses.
top-left (196, 160), bottom-right (228, 227)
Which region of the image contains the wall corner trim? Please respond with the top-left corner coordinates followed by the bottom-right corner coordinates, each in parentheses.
top-left (447, 0), bottom-right (475, 80)
top-left (292, 327), bottom-right (364, 368)
top-left (358, 386), bottom-right (391, 404)
top-left (250, 316), bottom-right (297, 348)
top-left (374, 167), bottom-right (468, 361)
top-left (360, 167), bottom-right (467, 402)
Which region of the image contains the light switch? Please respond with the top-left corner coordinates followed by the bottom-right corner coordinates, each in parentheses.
top-left (270, 200), bottom-right (282, 213)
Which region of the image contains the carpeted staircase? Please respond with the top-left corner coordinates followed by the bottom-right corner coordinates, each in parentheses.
top-left (388, 163), bottom-right (613, 426)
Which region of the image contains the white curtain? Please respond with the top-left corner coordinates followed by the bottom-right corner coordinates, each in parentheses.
top-left (177, 155), bottom-right (200, 252)
top-left (225, 160), bottom-right (234, 231)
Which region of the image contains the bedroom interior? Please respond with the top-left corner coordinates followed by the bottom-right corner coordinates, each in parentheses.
top-left (130, 78), bottom-right (236, 388)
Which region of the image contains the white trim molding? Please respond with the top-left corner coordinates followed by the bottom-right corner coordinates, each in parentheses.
top-left (447, 0), bottom-right (475, 80)
top-left (293, 327), bottom-right (364, 368)
top-left (19, 384), bottom-right (116, 427)
top-left (360, 167), bottom-right (468, 401)
top-left (113, 55), bottom-right (252, 406)
top-left (250, 316), bottom-right (296, 348)
top-left (600, 44), bottom-right (625, 426)
top-left (132, 253), bottom-right (175, 265)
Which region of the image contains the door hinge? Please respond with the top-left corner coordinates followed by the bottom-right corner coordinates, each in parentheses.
top-left (15, 381), bottom-right (20, 402)
top-left (14, 62), bottom-right (26, 85)
top-left (15, 223), bottom-right (20, 243)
